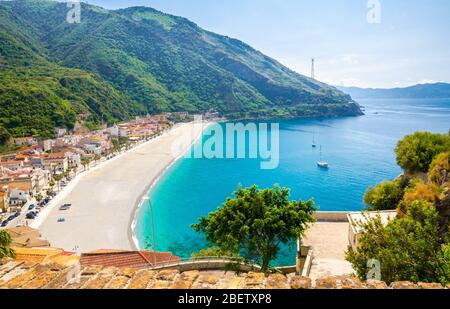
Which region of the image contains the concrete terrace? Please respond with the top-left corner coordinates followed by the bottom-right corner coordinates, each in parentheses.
top-left (303, 220), bottom-right (354, 280)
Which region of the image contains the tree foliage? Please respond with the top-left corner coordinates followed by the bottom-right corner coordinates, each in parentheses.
top-left (395, 132), bottom-right (450, 173)
top-left (346, 201), bottom-right (450, 285)
top-left (192, 185), bottom-right (316, 272)
top-left (353, 132), bottom-right (450, 284)
top-left (429, 152), bottom-right (450, 186)
top-left (0, 230), bottom-right (15, 259)
top-left (364, 179), bottom-right (408, 211)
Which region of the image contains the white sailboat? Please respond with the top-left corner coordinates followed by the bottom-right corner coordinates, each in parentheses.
top-left (317, 146), bottom-right (329, 168)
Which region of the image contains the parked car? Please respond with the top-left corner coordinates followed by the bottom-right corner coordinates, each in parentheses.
top-left (26, 212), bottom-right (36, 219)
top-left (59, 205), bottom-right (69, 211)
top-left (28, 204), bottom-right (35, 210)
top-left (14, 211), bottom-right (20, 218)
top-left (1, 220), bottom-right (8, 227)
top-left (57, 217), bottom-right (65, 222)
top-left (7, 215), bottom-right (15, 221)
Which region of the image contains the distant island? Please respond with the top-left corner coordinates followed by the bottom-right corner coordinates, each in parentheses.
top-left (338, 83), bottom-right (450, 99)
top-left (0, 0), bottom-right (361, 141)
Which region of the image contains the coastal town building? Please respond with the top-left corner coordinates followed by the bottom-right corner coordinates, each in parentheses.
top-left (13, 136), bottom-right (38, 146)
top-left (55, 127), bottom-right (67, 138)
top-left (118, 125), bottom-right (130, 138)
top-left (0, 114), bottom-right (177, 213)
top-left (65, 152), bottom-right (81, 169)
top-left (7, 188), bottom-right (29, 206)
top-left (0, 160), bottom-right (24, 171)
top-left (107, 124), bottom-right (120, 137)
top-left (44, 153), bottom-right (69, 174)
top-left (38, 139), bottom-right (54, 152)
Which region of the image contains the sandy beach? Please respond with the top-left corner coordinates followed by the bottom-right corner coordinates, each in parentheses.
top-left (37, 121), bottom-right (207, 252)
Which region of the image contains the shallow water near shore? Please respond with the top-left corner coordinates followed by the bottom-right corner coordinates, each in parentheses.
top-left (135, 98), bottom-right (450, 266)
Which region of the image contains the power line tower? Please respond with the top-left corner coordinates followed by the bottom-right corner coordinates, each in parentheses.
top-left (311, 58), bottom-right (315, 80)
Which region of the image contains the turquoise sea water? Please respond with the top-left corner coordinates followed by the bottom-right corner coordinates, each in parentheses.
top-left (135, 98), bottom-right (450, 266)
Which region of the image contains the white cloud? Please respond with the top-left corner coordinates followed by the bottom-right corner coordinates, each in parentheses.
top-left (340, 54), bottom-right (360, 65)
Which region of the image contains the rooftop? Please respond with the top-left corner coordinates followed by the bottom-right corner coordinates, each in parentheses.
top-left (0, 256), bottom-right (445, 289)
top-left (80, 250), bottom-right (181, 269)
top-left (347, 210), bottom-right (397, 234)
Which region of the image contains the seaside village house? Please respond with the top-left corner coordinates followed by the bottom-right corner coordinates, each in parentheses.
top-left (38, 139), bottom-right (55, 152)
top-left (55, 127), bottom-right (67, 138)
top-left (0, 172), bottom-right (36, 207)
top-left (43, 153), bottom-right (69, 174)
top-left (77, 137), bottom-right (109, 156)
top-left (13, 136), bottom-right (38, 147)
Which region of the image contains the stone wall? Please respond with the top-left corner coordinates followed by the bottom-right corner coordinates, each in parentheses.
top-left (0, 258), bottom-right (448, 289)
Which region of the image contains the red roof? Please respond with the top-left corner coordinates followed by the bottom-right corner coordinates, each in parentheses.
top-left (80, 250), bottom-right (180, 269)
top-left (0, 161), bottom-right (23, 165)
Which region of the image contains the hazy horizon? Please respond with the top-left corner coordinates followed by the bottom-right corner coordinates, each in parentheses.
top-left (63, 0), bottom-right (450, 88)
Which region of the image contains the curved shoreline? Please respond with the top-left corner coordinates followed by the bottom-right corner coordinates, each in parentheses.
top-left (37, 121), bottom-right (210, 252)
top-left (129, 121), bottom-right (211, 251)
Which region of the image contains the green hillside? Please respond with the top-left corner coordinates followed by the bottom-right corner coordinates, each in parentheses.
top-left (0, 0), bottom-right (362, 140)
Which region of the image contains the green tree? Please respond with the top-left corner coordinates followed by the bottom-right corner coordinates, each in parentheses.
top-left (53, 173), bottom-right (64, 191)
top-left (46, 188), bottom-right (54, 197)
top-left (364, 179), bottom-right (407, 211)
top-left (0, 126), bottom-right (11, 145)
top-left (35, 193), bottom-right (43, 203)
top-left (0, 230), bottom-right (15, 259)
top-left (346, 201), bottom-right (450, 285)
top-left (192, 185), bottom-right (316, 272)
top-left (429, 152), bottom-right (450, 186)
top-left (191, 247), bottom-right (240, 259)
top-left (94, 154), bottom-right (101, 164)
top-left (48, 179), bottom-right (55, 188)
top-left (395, 132), bottom-right (450, 173)
top-left (81, 157), bottom-right (91, 171)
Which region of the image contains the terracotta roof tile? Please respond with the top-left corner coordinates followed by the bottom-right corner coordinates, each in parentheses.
top-left (80, 250), bottom-right (180, 269)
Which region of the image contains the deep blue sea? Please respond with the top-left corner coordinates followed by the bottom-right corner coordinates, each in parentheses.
top-left (135, 98), bottom-right (450, 266)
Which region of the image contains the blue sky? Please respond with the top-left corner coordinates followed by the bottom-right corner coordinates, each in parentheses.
top-left (84, 0), bottom-right (450, 88)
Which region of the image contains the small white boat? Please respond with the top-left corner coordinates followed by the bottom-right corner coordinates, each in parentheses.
top-left (317, 161), bottom-right (329, 168)
top-left (317, 146), bottom-right (329, 168)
